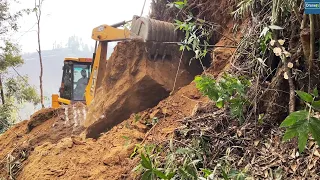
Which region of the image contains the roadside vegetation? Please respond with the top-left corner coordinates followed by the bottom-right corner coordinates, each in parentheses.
top-left (133, 0), bottom-right (320, 179)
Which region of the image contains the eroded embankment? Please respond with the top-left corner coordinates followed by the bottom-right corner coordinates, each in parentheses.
top-left (84, 40), bottom-right (204, 139)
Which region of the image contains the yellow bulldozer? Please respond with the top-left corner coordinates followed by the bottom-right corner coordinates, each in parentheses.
top-left (51, 15), bottom-right (178, 108)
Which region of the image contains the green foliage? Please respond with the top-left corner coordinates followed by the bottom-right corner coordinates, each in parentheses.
top-left (0, 0), bottom-right (38, 134)
top-left (133, 138), bottom-right (248, 180)
top-left (259, 27), bottom-right (272, 54)
top-left (0, 41), bottom-right (24, 72)
top-left (0, 102), bottom-right (13, 133)
top-left (133, 141), bottom-right (203, 180)
top-left (0, 75), bottom-right (40, 133)
top-left (167, 0), bottom-right (187, 9)
top-left (133, 144), bottom-right (172, 180)
top-left (134, 113), bottom-right (141, 122)
top-left (194, 74), bottom-right (251, 122)
top-left (280, 89), bottom-right (320, 153)
top-left (5, 76), bottom-right (40, 105)
top-left (0, 76), bottom-right (40, 133)
top-left (0, 1), bottom-right (25, 35)
top-left (174, 17), bottom-right (211, 61)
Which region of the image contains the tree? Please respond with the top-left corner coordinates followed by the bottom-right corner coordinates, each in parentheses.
top-left (67, 35), bottom-right (81, 52)
top-left (34, 0), bottom-right (45, 108)
top-left (0, 0), bottom-right (40, 133)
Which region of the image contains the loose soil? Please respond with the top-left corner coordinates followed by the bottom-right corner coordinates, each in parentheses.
top-left (84, 39), bottom-right (203, 139)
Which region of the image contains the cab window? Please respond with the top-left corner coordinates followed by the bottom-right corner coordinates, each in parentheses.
top-left (73, 64), bottom-right (90, 101)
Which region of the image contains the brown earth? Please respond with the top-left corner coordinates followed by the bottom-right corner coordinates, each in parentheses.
top-left (0, 103), bottom-right (87, 179)
top-left (84, 39), bottom-right (203, 139)
top-left (12, 81), bottom-right (209, 180)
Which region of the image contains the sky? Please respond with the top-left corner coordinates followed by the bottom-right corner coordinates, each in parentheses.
top-left (10, 0), bottom-right (152, 53)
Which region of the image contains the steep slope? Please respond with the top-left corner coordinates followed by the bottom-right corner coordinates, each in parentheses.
top-left (84, 40), bottom-right (203, 138)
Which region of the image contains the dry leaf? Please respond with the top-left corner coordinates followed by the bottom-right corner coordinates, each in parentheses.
top-left (308, 163), bottom-right (314, 170)
top-left (287, 62), bottom-right (293, 68)
top-left (291, 163), bottom-right (298, 172)
top-left (265, 142), bottom-right (271, 149)
top-left (254, 140), bottom-right (260, 147)
top-left (290, 149), bottom-right (296, 159)
top-left (237, 129), bottom-right (242, 137)
top-left (284, 72), bottom-right (289, 79)
top-left (314, 150), bottom-right (320, 157)
top-left (278, 39), bottom-right (285, 45)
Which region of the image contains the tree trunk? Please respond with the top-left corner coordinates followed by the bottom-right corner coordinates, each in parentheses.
top-left (37, 23), bottom-right (44, 108)
top-left (0, 74), bottom-right (5, 105)
top-left (36, 0), bottom-right (44, 108)
top-left (309, 14), bottom-right (315, 93)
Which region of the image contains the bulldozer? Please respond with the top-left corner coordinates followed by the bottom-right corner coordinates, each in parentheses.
top-left (51, 57), bottom-right (92, 108)
top-left (51, 15), bottom-right (178, 108)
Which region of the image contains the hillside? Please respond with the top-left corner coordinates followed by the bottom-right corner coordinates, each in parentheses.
top-left (1, 0), bottom-right (320, 180)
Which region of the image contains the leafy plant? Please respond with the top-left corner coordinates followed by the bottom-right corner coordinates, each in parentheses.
top-left (198, 148), bottom-right (248, 180)
top-left (259, 27), bottom-right (273, 54)
top-left (134, 113), bottom-right (141, 122)
top-left (280, 88), bottom-right (320, 153)
top-left (133, 144), bottom-right (172, 180)
top-left (0, 76), bottom-right (40, 133)
top-left (174, 15), bottom-right (212, 64)
top-left (194, 74), bottom-right (251, 122)
top-left (167, 0), bottom-right (187, 10)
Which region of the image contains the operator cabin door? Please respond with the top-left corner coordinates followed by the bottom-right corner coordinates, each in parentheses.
top-left (72, 63), bottom-right (91, 102)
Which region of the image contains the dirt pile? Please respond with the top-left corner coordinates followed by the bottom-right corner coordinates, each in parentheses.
top-left (84, 40), bottom-right (203, 138)
top-left (0, 103), bottom-right (87, 179)
top-left (11, 80), bottom-right (207, 180)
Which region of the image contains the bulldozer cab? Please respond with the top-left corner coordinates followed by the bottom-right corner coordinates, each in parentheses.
top-left (59, 57), bottom-right (92, 103)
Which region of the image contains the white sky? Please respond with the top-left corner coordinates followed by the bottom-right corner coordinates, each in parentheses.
top-left (10, 0), bottom-right (152, 53)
